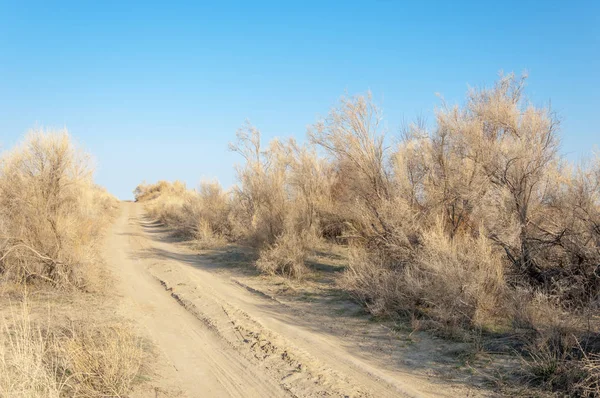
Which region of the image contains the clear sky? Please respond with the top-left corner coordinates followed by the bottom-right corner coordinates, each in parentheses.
top-left (1, 1), bottom-right (598, 199)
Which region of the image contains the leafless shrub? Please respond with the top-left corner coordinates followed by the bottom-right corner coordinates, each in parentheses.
top-left (408, 223), bottom-right (506, 330)
top-left (255, 230), bottom-right (309, 278)
top-left (194, 219), bottom-right (227, 249)
top-left (136, 180), bottom-right (198, 237)
top-left (228, 123), bottom-right (289, 246)
top-left (193, 180), bottom-right (231, 244)
top-left (136, 179), bottom-right (232, 246)
top-left (307, 77), bottom-right (600, 395)
top-left (0, 130), bottom-right (118, 289)
top-left (339, 247), bottom-right (405, 317)
top-left (516, 300), bottom-right (587, 393)
top-left (309, 92), bottom-right (396, 245)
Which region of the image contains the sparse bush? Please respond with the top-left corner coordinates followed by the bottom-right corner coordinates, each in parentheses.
top-left (228, 124), bottom-right (289, 246)
top-left (256, 230), bottom-right (309, 278)
top-left (134, 179), bottom-right (231, 245)
top-left (193, 180), bottom-right (231, 245)
top-left (340, 247), bottom-right (405, 317)
top-left (577, 351), bottom-right (600, 397)
top-left (194, 219), bottom-right (227, 249)
top-left (136, 180), bottom-right (197, 237)
top-left (406, 223), bottom-right (507, 330)
top-left (0, 130), bottom-right (118, 289)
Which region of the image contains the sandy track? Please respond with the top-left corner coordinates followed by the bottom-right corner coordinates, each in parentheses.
top-left (104, 203), bottom-right (288, 397)
top-left (103, 202), bottom-right (483, 397)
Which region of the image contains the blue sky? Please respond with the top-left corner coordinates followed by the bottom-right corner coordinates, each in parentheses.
top-left (1, 1), bottom-right (598, 199)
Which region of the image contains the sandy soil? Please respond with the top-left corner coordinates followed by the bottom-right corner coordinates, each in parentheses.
top-left (103, 202), bottom-right (491, 397)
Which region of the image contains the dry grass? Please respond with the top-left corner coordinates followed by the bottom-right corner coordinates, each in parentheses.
top-left (59, 323), bottom-right (144, 397)
top-left (0, 300), bottom-right (144, 398)
top-left (577, 351), bottom-right (600, 397)
top-left (0, 303), bottom-right (62, 398)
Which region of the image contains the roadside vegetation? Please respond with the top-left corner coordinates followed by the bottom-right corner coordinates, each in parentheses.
top-left (136, 73), bottom-right (600, 396)
top-left (0, 130), bottom-right (144, 397)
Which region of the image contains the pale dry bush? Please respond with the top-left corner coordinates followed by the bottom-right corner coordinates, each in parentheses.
top-left (194, 220), bottom-right (227, 249)
top-left (0, 131), bottom-right (144, 397)
top-left (228, 124), bottom-right (289, 246)
top-left (577, 351), bottom-right (600, 397)
top-left (139, 181), bottom-right (193, 235)
top-left (138, 124), bottom-right (334, 276)
top-left (285, 139), bottom-right (337, 237)
top-left (512, 292), bottom-right (588, 393)
top-left (256, 230), bottom-right (309, 278)
top-left (309, 92), bottom-right (395, 244)
top-left (0, 130), bottom-right (118, 289)
top-left (228, 123), bottom-right (337, 276)
top-left (452, 75), bottom-right (562, 286)
top-left (191, 181), bottom-right (230, 248)
top-left (133, 180), bottom-right (175, 202)
top-left (341, 222), bottom-right (506, 331)
top-left (325, 76), bottom-right (595, 312)
top-left (135, 179), bottom-right (231, 246)
top-left (311, 93), bottom-right (424, 304)
top-left (340, 247), bottom-right (405, 316)
top-left (323, 76), bottom-right (600, 395)
top-left (404, 222), bottom-right (507, 330)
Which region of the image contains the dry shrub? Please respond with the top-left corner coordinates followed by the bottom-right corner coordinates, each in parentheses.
top-left (138, 125), bottom-right (334, 277)
top-left (320, 77), bottom-right (597, 309)
top-left (405, 223), bottom-right (506, 330)
top-left (516, 298), bottom-right (587, 393)
top-left (194, 219), bottom-right (227, 249)
top-left (256, 230), bottom-right (310, 278)
top-left (227, 124), bottom-right (335, 275)
top-left (135, 179), bottom-right (231, 246)
top-left (286, 139), bottom-right (337, 237)
top-left (139, 181), bottom-right (194, 236)
top-left (504, 289), bottom-right (600, 395)
top-left (307, 76), bottom-right (600, 395)
top-left (341, 223), bottom-right (506, 332)
top-left (133, 180), bottom-right (177, 202)
top-left (309, 92), bottom-right (395, 246)
top-left (340, 248), bottom-right (405, 317)
top-left (0, 130), bottom-right (118, 289)
top-left (0, 130), bottom-right (145, 397)
top-left (191, 181), bottom-right (230, 247)
top-left (228, 124), bottom-right (288, 246)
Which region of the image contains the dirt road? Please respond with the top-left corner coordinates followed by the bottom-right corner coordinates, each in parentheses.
top-left (103, 202), bottom-right (483, 398)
